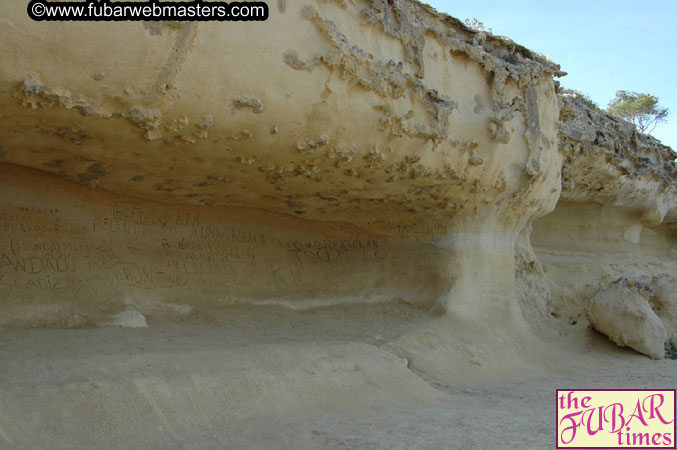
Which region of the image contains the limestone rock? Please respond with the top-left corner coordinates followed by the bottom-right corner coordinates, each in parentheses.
top-left (586, 283), bottom-right (667, 359)
top-left (665, 332), bottom-right (677, 359)
top-left (558, 89), bottom-right (677, 222)
top-left (0, 1), bottom-right (675, 447)
top-left (107, 309), bottom-right (148, 328)
top-left (530, 92), bottom-right (676, 354)
top-left (651, 276), bottom-right (677, 333)
top-left (0, 0), bottom-right (569, 327)
top-left (101, 303), bottom-right (148, 328)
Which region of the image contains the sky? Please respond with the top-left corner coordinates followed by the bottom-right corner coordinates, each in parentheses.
top-left (425, 0), bottom-right (676, 149)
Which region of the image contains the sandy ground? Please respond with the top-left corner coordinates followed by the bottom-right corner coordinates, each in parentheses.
top-left (0, 304), bottom-right (675, 450)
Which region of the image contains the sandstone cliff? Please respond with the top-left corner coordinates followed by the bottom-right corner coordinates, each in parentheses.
top-left (0, 0), bottom-right (675, 356)
top-left (0, 1), bottom-right (676, 447)
top-left (524, 90), bottom-right (677, 358)
top-left (0, 0), bottom-right (567, 329)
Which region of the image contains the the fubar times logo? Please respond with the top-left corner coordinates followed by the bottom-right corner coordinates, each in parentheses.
top-left (557, 389), bottom-right (676, 448)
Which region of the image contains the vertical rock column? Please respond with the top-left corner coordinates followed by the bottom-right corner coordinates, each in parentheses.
top-left (432, 77), bottom-right (563, 325)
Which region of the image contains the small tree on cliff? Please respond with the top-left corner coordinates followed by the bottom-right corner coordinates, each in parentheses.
top-left (607, 90), bottom-right (669, 134)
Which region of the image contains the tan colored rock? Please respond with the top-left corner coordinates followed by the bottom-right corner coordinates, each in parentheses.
top-left (586, 281), bottom-right (667, 359)
top-left (651, 276), bottom-right (677, 333)
top-left (0, 1), bottom-right (563, 226)
top-left (0, 0), bottom-right (676, 447)
top-left (0, 0), bottom-right (567, 328)
top-left (104, 302), bottom-right (149, 328)
top-left (526, 92), bottom-right (676, 354)
top-left (558, 90), bottom-right (677, 224)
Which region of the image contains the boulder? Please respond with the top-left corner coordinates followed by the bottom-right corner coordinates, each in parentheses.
top-left (586, 283), bottom-right (667, 359)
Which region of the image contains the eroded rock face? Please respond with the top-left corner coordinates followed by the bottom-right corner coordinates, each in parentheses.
top-left (0, 1), bottom-right (675, 362)
top-left (558, 91), bottom-right (677, 222)
top-left (2, 4), bottom-right (677, 448)
top-left (527, 92), bottom-right (677, 358)
top-left (0, 1), bottom-right (563, 226)
top-left (0, 0), bottom-right (567, 327)
top-left (0, 163), bottom-right (453, 327)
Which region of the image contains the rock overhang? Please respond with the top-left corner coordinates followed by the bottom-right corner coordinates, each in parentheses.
top-left (0, 0), bottom-right (565, 230)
